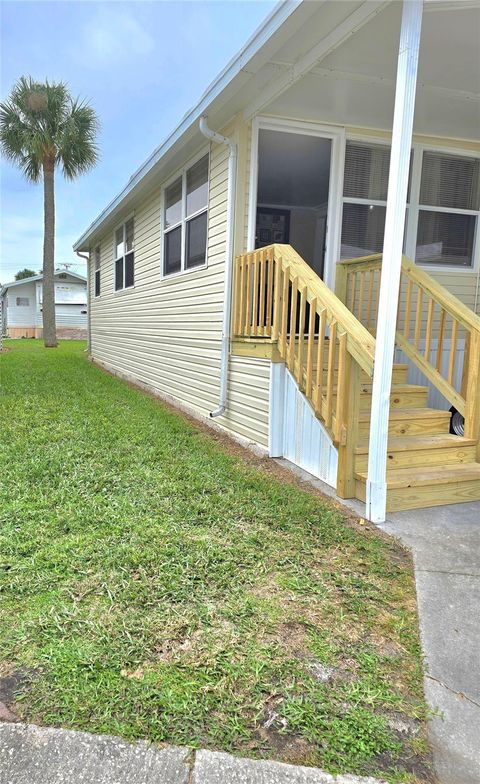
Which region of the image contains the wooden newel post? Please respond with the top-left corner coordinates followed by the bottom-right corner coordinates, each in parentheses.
top-left (335, 262), bottom-right (348, 305)
top-left (337, 352), bottom-right (361, 499)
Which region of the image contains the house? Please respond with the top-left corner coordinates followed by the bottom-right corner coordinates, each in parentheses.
top-left (74, 0), bottom-right (480, 520)
top-left (0, 270), bottom-right (87, 339)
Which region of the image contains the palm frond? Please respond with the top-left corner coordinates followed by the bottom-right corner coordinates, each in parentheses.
top-left (1, 75), bottom-right (99, 183)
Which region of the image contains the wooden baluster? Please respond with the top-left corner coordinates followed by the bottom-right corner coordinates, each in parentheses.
top-left (238, 256), bottom-right (248, 336)
top-left (335, 262), bottom-right (348, 304)
top-left (404, 278), bottom-right (413, 339)
top-left (305, 297), bottom-right (317, 400)
top-left (463, 331), bottom-right (480, 459)
top-left (414, 286), bottom-right (423, 350)
top-left (234, 256), bottom-right (243, 335)
top-left (374, 269), bottom-right (380, 329)
top-left (288, 277), bottom-right (298, 372)
top-left (258, 251), bottom-right (266, 336)
top-left (325, 321), bottom-right (337, 429)
top-left (336, 349), bottom-right (361, 499)
top-left (424, 297), bottom-right (434, 363)
top-left (335, 332), bottom-right (347, 442)
top-left (296, 286), bottom-right (307, 387)
top-left (358, 271), bottom-right (365, 326)
top-left (349, 272), bottom-right (357, 317)
top-left (265, 251), bottom-right (274, 336)
top-left (315, 309), bottom-right (326, 415)
top-left (245, 258), bottom-right (253, 337)
top-left (280, 266), bottom-right (290, 359)
top-left (461, 331), bottom-right (471, 400)
top-left (436, 308), bottom-right (446, 372)
top-left (272, 258), bottom-right (282, 342)
top-left (447, 318), bottom-right (458, 385)
top-left (252, 253), bottom-right (260, 336)
top-left (366, 270), bottom-right (375, 331)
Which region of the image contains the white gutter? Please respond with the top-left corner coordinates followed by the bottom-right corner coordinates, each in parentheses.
top-left (199, 116), bottom-right (237, 418)
top-left (76, 251), bottom-right (91, 354)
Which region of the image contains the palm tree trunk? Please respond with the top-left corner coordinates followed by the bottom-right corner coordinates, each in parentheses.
top-left (42, 158), bottom-right (57, 347)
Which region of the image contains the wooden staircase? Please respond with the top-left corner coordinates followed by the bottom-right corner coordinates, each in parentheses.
top-left (307, 348), bottom-right (480, 511)
top-left (232, 244), bottom-right (480, 514)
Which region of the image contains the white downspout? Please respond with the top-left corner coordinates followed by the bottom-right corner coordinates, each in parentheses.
top-left (366, 0), bottom-right (423, 523)
top-left (199, 116), bottom-right (237, 418)
top-left (76, 250), bottom-right (91, 354)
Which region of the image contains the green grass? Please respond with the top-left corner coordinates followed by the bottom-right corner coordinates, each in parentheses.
top-left (0, 340), bottom-right (431, 781)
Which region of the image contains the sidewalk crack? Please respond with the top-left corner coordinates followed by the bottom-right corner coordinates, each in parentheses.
top-left (416, 568), bottom-right (480, 578)
top-left (425, 674), bottom-right (480, 708)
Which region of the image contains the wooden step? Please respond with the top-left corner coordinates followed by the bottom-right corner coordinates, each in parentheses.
top-left (355, 434), bottom-right (477, 471)
top-left (355, 463), bottom-right (480, 512)
top-left (356, 384), bottom-right (429, 410)
top-left (358, 407), bottom-right (451, 438)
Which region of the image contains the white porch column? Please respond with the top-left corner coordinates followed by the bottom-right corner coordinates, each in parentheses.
top-left (366, 0), bottom-right (423, 523)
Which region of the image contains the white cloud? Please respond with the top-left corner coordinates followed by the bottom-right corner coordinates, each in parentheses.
top-left (78, 8), bottom-right (155, 66)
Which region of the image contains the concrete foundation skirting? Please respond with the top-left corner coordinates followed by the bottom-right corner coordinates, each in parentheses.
top-left (7, 328), bottom-right (87, 340)
top-left (6, 327), bottom-right (36, 339)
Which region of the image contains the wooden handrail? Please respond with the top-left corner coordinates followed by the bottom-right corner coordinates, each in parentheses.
top-left (336, 252), bottom-right (480, 453)
top-left (400, 257), bottom-right (480, 334)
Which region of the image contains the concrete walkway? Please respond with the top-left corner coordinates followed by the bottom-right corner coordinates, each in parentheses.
top-left (277, 461), bottom-right (480, 784)
top-left (0, 723), bottom-right (384, 784)
top-left (377, 502), bottom-right (480, 784)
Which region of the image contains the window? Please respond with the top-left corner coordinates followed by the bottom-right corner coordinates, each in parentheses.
top-left (94, 246), bottom-right (101, 297)
top-left (341, 141), bottom-right (391, 258)
top-left (413, 152), bottom-right (480, 267)
top-left (16, 297), bottom-right (29, 306)
top-left (163, 154), bottom-right (208, 276)
top-left (114, 217), bottom-right (134, 291)
top-left (341, 141), bottom-right (479, 269)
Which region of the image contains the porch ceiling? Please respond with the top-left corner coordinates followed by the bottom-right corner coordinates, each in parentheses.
top-left (263, 1), bottom-right (480, 139)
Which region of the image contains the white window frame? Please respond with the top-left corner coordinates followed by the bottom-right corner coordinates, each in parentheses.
top-left (247, 116), bottom-right (345, 290)
top-left (404, 143), bottom-right (480, 273)
top-left (160, 149), bottom-right (210, 280)
top-left (342, 135), bottom-right (480, 272)
top-left (113, 214), bottom-right (135, 293)
top-left (94, 245), bottom-right (101, 298)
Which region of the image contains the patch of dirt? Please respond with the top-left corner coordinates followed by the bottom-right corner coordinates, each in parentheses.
top-left (274, 622), bottom-right (310, 659)
top-left (0, 664), bottom-right (38, 722)
top-left (371, 747), bottom-right (436, 783)
top-left (250, 696), bottom-right (318, 765)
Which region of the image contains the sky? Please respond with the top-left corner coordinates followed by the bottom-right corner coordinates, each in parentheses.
top-left (0, 0), bottom-right (277, 283)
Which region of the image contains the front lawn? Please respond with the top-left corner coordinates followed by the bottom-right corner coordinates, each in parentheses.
top-left (0, 340), bottom-right (431, 781)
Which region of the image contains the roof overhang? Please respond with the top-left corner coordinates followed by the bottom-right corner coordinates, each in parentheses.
top-left (1, 270), bottom-right (87, 294)
top-left (74, 0), bottom-right (480, 252)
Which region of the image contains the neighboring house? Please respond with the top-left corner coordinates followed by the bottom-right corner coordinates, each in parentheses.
top-left (0, 270), bottom-right (87, 339)
top-left (74, 0), bottom-right (480, 519)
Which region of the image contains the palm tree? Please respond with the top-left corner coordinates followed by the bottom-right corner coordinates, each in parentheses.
top-left (0, 77), bottom-right (98, 347)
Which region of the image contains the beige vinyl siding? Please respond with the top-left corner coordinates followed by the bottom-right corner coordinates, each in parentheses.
top-left (432, 270), bottom-right (479, 316)
top-left (218, 356), bottom-right (270, 447)
top-left (89, 116), bottom-right (270, 449)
